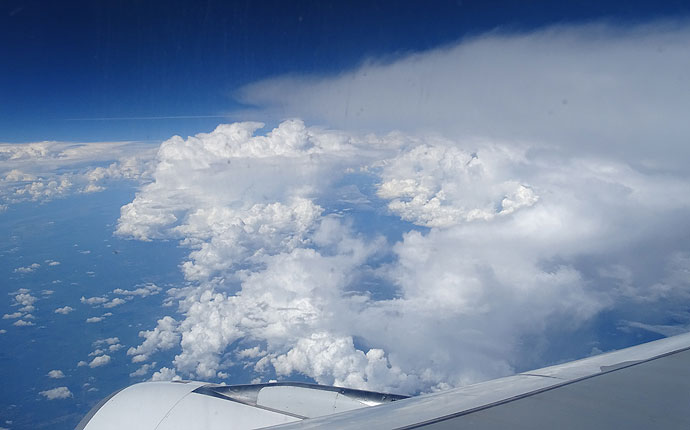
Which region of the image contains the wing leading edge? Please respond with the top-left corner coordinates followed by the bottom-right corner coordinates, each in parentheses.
top-left (270, 332), bottom-right (690, 430)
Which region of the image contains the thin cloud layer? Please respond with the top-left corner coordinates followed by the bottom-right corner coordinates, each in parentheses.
top-left (238, 21), bottom-right (690, 171)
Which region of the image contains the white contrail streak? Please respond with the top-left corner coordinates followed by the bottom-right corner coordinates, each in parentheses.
top-left (66, 115), bottom-right (229, 121)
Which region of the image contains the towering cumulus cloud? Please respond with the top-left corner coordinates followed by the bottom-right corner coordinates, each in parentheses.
top-left (117, 120), bottom-right (413, 388)
top-left (118, 22), bottom-right (690, 394)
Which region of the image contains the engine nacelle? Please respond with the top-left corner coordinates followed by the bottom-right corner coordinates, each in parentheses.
top-left (76, 381), bottom-right (407, 430)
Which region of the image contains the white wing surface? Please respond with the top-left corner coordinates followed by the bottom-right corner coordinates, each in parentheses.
top-left (77, 332), bottom-right (690, 429)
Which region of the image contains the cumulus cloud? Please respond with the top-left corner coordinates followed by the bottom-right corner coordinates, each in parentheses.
top-left (103, 298), bottom-right (127, 308)
top-left (150, 367), bottom-right (181, 381)
top-left (377, 142), bottom-right (538, 227)
top-left (129, 362), bottom-right (157, 378)
top-left (54, 306), bottom-right (74, 315)
top-left (120, 118), bottom-right (690, 392)
top-left (85, 314), bottom-right (111, 323)
top-left (115, 120), bottom-right (367, 244)
top-left (86, 338), bottom-right (124, 357)
top-left (80, 296), bottom-right (108, 306)
top-left (112, 283), bottom-right (161, 297)
top-left (94, 337), bottom-right (120, 346)
top-left (271, 333), bottom-right (413, 390)
top-left (0, 141), bottom-right (156, 209)
top-left (13, 320), bottom-right (35, 327)
top-left (89, 355), bottom-right (111, 368)
top-left (127, 317), bottom-right (180, 363)
top-left (3, 312), bottom-right (22, 319)
top-left (39, 386), bottom-right (72, 400)
top-left (78, 285), bottom-right (159, 313)
top-left (89, 349), bottom-right (106, 357)
top-left (13, 263), bottom-right (40, 273)
top-left (47, 370), bottom-right (65, 379)
top-left (116, 21), bottom-right (690, 395)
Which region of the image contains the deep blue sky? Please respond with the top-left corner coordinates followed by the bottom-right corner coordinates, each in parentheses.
top-left (1, 0), bottom-right (688, 142)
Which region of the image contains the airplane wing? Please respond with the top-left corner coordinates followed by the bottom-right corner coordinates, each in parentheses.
top-left (76, 331), bottom-right (690, 429)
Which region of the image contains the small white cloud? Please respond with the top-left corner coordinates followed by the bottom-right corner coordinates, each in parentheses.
top-left (85, 316), bottom-right (104, 323)
top-left (13, 320), bottom-right (34, 327)
top-left (0, 329), bottom-right (6, 334)
top-left (13, 263), bottom-right (40, 273)
top-left (88, 349), bottom-right (105, 357)
top-left (54, 306), bottom-right (74, 315)
top-left (112, 283), bottom-right (161, 297)
top-left (41, 290), bottom-right (54, 296)
top-left (13, 176), bottom-right (72, 201)
top-left (108, 344), bottom-right (123, 352)
top-left (82, 183), bottom-right (104, 193)
top-left (47, 370), bottom-right (65, 379)
top-left (39, 386), bottom-right (72, 400)
top-left (129, 362), bottom-right (157, 377)
top-left (89, 355), bottom-right (111, 368)
top-left (3, 312), bottom-right (23, 319)
top-left (45, 260), bottom-right (60, 266)
top-left (126, 316), bottom-right (179, 363)
top-left (103, 298), bottom-right (127, 308)
top-left (4, 168), bottom-right (36, 181)
top-left (236, 346), bottom-right (266, 359)
top-left (94, 337), bottom-right (120, 346)
top-left (80, 296), bottom-right (108, 306)
top-left (77, 361), bottom-right (88, 367)
top-left (150, 367), bottom-right (181, 381)
top-left (12, 291), bottom-right (38, 308)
